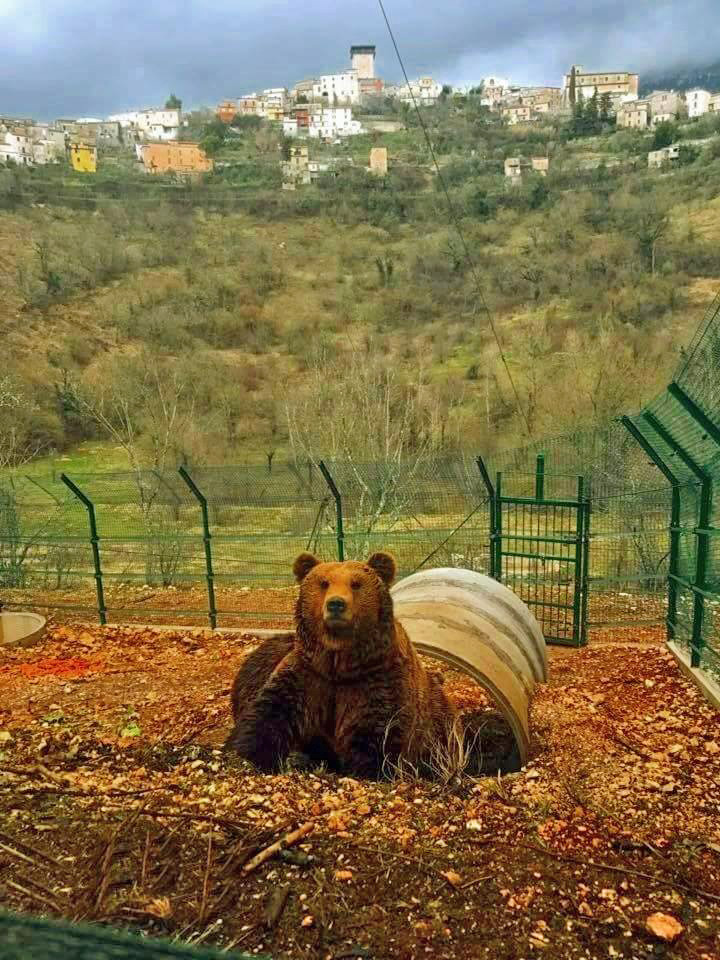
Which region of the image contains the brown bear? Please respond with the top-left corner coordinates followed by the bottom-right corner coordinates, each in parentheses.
top-left (225, 551), bottom-right (457, 778)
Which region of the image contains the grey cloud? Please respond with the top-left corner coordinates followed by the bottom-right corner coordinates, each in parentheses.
top-left (0, 0), bottom-right (718, 119)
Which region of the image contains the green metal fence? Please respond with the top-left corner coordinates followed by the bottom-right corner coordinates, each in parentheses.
top-left (486, 467), bottom-right (590, 647)
top-left (0, 456), bottom-right (492, 628)
top-left (1, 296), bottom-right (719, 679)
top-left (0, 910), bottom-right (261, 959)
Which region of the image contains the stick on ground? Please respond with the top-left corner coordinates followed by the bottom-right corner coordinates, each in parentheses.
top-left (243, 822), bottom-right (313, 875)
top-left (4, 879), bottom-right (60, 911)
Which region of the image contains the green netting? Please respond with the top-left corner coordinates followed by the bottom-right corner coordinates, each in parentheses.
top-left (0, 910), bottom-right (261, 959)
top-left (2, 296), bottom-right (719, 676)
top-left (321, 456), bottom-right (490, 575)
top-left (0, 473), bottom-right (92, 596)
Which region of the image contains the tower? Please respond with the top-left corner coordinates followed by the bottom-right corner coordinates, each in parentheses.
top-left (350, 45), bottom-right (376, 80)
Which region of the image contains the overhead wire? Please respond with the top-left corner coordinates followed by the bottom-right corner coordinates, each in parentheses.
top-left (375, 0), bottom-right (532, 436)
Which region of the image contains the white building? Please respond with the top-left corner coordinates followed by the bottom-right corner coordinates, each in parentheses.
top-left (0, 130), bottom-right (34, 165)
top-left (308, 106), bottom-right (364, 139)
top-left (107, 108), bottom-right (180, 141)
top-left (143, 109), bottom-right (180, 140)
top-left (480, 75), bottom-right (509, 107)
top-left (257, 88), bottom-right (287, 119)
top-left (237, 94), bottom-right (259, 115)
top-left (393, 77), bottom-right (443, 106)
top-left (0, 124), bottom-right (66, 166)
top-left (686, 88), bottom-right (712, 118)
top-left (107, 110), bottom-right (142, 128)
top-left (648, 144), bottom-right (680, 167)
top-left (312, 72), bottom-right (360, 105)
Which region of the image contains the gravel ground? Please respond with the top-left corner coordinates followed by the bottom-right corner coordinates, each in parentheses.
top-left (0, 622), bottom-right (719, 959)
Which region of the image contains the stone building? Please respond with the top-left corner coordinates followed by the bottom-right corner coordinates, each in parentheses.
top-left (369, 146), bottom-right (388, 175)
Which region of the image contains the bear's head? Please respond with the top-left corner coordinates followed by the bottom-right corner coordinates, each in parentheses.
top-left (292, 551), bottom-right (397, 654)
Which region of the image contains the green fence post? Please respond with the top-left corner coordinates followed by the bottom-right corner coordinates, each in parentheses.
top-left (535, 454), bottom-right (545, 501)
top-left (178, 466), bottom-right (217, 630)
top-left (60, 473), bottom-right (106, 626)
top-left (688, 476), bottom-right (713, 668)
top-left (668, 485), bottom-right (681, 643)
top-left (620, 416), bottom-right (681, 644)
top-left (475, 455), bottom-right (497, 579)
top-left (665, 383), bottom-right (720, 662)
top-left (642, 412), bottom-right (711, 667)
top-left (495, 472), bottom-right (503, 581)
top-left (668, 381), bottom-right (720, 446)
top-left (318, 461), bottom-right (345, 561)
top-left (572, 476), bottom-right (585, 646)
top-left (579, 482), bottom-right (591, 646)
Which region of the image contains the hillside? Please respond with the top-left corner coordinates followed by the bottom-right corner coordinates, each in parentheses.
top-left (3, 101), bottom-right (720, 476)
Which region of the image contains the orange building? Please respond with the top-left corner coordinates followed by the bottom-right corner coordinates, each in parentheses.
top-left (140, 142), bottom-right (213, 175)
top-left (216, 100), bottom-right (238, 124)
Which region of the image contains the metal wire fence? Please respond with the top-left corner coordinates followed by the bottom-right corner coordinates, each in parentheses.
top-left (2, 296), bottom-right (719, 683)
top-left (0, 910), bottom-right (260, 960)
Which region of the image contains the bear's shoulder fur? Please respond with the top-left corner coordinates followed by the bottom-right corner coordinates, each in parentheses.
top-left (230, 633), bottom-right (294, 724)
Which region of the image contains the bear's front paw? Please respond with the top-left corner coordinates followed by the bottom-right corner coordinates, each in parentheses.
top-left (228, 727), bottom-right (285, 772)
top-left (344, 743), bottom-right (385, 780)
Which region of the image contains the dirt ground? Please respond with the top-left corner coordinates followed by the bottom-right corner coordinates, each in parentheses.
top-left (3, 580), bottom-right (670, 638)
top-left (1, 619), bottom-right (719, 960)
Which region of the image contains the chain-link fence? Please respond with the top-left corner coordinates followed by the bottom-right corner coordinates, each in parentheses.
top-left (2, 297), bottom-right (719, 681)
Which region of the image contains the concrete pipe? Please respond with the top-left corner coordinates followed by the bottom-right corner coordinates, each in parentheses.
top-left (391, 568), bottom-right (547, 767)
top-left (0, 611), bottom-right (47, 649)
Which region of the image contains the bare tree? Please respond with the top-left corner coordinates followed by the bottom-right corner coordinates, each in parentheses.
top-left (0, 378), bottom-right (45, 471)
top-left (617, 196), bottom-right (670, 275)
top-left (284, 350), bottom-right (441, 550)
top-left (74, 352), bottom-right (193, 518)
top-left (0, 379), bottom-right (59, 589)
top-left (71, 353), bottom-right (195, 585)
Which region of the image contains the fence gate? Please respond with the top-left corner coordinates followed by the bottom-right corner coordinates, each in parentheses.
top-left (479, 456), bottom-right (589, 647)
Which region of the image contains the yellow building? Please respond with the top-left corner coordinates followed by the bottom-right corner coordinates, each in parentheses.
top-left (69, 142), bottom-right (97, 173)
top-left (140, 142), bottom-right (213, 175)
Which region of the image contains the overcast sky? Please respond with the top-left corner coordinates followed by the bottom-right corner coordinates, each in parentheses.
top-left (0, 0), bottom-right (718, 119)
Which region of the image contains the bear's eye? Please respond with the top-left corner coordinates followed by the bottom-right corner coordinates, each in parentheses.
top-left (319, 579), bottom-right (330, 590)
top-left (350, 580), bottom-right (362, 590)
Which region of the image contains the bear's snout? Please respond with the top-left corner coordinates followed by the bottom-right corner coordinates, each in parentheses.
top-left (325, 595), bottom-right (349, 622)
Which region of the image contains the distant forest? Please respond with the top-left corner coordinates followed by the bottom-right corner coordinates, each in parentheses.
top-left (640, 60), bottom-right (720, 95)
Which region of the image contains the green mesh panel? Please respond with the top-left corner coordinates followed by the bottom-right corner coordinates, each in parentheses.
top-left (0, 910), bottom-right (263, 960)
top-left (3, 295), bottom-right (719, 680)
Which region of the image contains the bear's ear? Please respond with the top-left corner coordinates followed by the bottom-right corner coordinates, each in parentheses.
top-left (293, 552), bottom-right (320, 583)
top-left (367, 552), bottom-right (397, 586)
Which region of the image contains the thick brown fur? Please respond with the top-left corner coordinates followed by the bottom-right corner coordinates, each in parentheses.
top-left (225, 552), bottom-right (457, 778)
